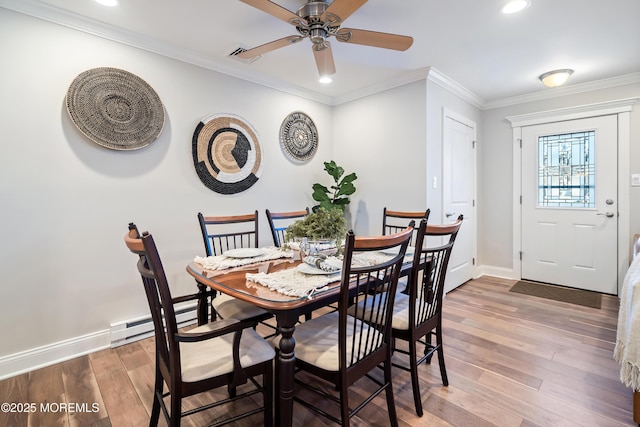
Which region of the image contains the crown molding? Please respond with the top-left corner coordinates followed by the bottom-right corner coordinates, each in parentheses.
top-left (426, 68), bottom-right (486, 109)
top-left (506, 97), bottom-right (639, 127)
top-left (485, 73), bottom-right (640, 110)
top-left (331, 67), bottom-right (431, 106)
top-left (3, 0), bottom-right (638, 109)
top-left (0, 0), bottom-right (336, 105)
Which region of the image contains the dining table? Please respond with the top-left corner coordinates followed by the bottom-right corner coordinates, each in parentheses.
top-left (186, 246), bottom-right (414, 427)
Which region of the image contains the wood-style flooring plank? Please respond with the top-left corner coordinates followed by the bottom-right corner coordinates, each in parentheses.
top-left (60, 356), bottom-right (109, 427)
top-left (0, 276), bottom-right (635, 426)
top-left (89, 349), bottom-right (149, 426)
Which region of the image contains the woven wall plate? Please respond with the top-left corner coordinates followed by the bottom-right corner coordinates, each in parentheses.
top-left (192, 114), bottom-right (263, 194)
top-left (66, 67), bottom-right (165, 150)
top-left (279, 111), bottom-right (318, 162)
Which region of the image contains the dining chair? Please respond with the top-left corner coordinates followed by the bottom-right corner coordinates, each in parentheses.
top-left (124, 223), bottom-right (275, 427)
top-left (265, 208), bottom-right (309, 247)
top-left (282, 225), bottom-right (414, 426)
top-left (197, 211), bottom-right (273, 327)
top-left (382, 208), bottom-right (430, 289)
top-left (350, 215), bottom-right (463, 416)
top-left (382, 207), bottom-right (430, 245)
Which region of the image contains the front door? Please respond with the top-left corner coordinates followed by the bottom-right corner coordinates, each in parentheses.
top-left (442, 111), bottom-right (476, 293)
top-left (521, 115), bottom-right (618, 294)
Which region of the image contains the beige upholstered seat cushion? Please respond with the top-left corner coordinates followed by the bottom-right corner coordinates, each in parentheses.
top-left (278, 311), bottom-right (383, 372)
top-left (212, 293), bottom-right (269, 320)
top-left (180, 319), bottom-right (275, 383)
top-left (347, 292), bottom-right (413, 331)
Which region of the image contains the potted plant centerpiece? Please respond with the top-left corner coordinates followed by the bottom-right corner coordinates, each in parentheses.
top-left (285, 161), bottom-right (357, 255)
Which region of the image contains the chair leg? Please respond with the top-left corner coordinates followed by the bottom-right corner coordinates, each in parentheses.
top-left (227, 384), bottom-right (237, 398)
top-left (149, 369), bottom-right (162, 427)
top-left (383, 359), bottom-right (399, 427)
top-left (170, 391), bottom-right (181, 427)
top-left (339, 378), bottom-right (350, 427)
top-left (425, 331), bottom-right (434, 363)
top-left (409, 340), bottom-right (424, 417)
top-left (436, 327), bottom-right (449, 386)
top-left (263, 362), bottom-right (274, 427)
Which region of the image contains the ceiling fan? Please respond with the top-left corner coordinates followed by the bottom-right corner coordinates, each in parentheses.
top-left (236, 0), bottom-right (414, 77)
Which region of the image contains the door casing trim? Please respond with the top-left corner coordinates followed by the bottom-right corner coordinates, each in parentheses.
top-left (507, 97), bottom-right (638, 295)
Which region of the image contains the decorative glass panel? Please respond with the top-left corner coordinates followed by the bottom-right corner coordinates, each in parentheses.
top-left (538, 130), bottom-right (595, 208)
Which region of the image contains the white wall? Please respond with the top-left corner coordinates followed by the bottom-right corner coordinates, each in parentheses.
top-left (479, 83), bottom-right (640, 272)
top-left (426, 78), bottom-right (483, 223)
top-left (2, 6), bottom-right (636, 379)
top-left (332, 80), bottom-right (427, 236)
top-left (0, 9), bottom-right (333, 370)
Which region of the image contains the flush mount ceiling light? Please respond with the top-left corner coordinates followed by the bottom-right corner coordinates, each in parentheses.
top-left (502, 0), bottom-right (530, 14)
top-left (539, 69), bottom-right (574, 88)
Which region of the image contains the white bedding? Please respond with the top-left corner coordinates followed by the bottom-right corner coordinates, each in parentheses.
top-left (615, 254), bottom-right (640, 390)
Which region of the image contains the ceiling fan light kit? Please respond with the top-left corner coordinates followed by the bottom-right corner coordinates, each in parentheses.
top-left (237, 0), bottom-right (413, 77)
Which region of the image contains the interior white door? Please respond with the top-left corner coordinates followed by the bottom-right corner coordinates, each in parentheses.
top-left (442, 112), bottom-right (476, 293)
top-left (521, 115), bottom-right (618, 293)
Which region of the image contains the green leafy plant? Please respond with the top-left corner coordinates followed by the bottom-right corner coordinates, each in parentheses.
top-left (285, 207), bottom-right (347, 243)
top-left (312, 160), bottom-right (357, 212)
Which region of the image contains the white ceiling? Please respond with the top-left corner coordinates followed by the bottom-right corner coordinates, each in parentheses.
top-left (4, 0), bottom-right (640, 107)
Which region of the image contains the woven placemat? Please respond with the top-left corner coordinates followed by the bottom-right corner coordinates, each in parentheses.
top-left (509, 280), bottom-right (602, 309)
top-left (66, 67), bottom-right (164, 150)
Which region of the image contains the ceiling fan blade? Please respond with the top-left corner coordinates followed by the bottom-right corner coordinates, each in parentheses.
top-left (236, 36), bottom-right (304, 59)
top-left (321, 0), bottom-right (368, 25)
top-left (313, 42), bottom-right (336, 76)
top-left (335, 28), bottom-right (413, 51)
top-left (238, 0), bottom-right (306, 26)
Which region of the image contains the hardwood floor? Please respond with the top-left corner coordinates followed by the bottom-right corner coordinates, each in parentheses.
top-left (0, 276), bottom-right (633, 426)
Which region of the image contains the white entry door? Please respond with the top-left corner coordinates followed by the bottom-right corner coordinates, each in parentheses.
top-left (521, 115), bottom-right (618, 294)
top-left (442, 111), bottom-right (476, 293)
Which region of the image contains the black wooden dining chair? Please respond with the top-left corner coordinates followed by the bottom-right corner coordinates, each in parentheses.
top-left (265, 208), bottom-right (309, 247)
top-left (282, 225), bottom-right (414, 426)
top-left (124, 223), bottom-right (275, 427)
top-left (382, 207), bottom-right (430, 245)
top-left (197, 211), bottom-right (274, 327)
top-left (350, 215), bottom-right (463, 416)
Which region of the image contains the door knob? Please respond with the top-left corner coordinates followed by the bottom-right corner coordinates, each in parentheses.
top-left (445, 212), bottom-right (456, 218)
top-left (596, 212), bottom-right (615, 218)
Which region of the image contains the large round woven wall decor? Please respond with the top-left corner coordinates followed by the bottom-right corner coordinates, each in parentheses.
top-left (66, 67), bottom-right (164, 150)
top-left (279, 111), bottom-right (318, 162)
top-left (192, 114), bottom-right (263, 195)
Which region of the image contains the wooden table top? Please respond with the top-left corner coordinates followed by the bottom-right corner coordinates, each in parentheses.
top-left (187, 257), bottom-right (344, 311)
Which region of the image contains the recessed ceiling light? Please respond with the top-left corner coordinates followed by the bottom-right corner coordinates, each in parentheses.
top-left (502, 0), bottom-right (530, 14)
top-left (319, 76), bottom-right (332, 84)
top-left (95, 0), bottom-right (118, 6)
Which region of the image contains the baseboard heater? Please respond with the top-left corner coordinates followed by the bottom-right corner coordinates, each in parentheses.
top-left (109, 302), bottom-right (198, 348)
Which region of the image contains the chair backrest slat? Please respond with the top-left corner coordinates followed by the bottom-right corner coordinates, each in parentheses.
top-left (382, 208), bottom-right (430, 245)
top-left (265, 208), bottom-right (309, 247)
top-left (198, 211), bottom-right (259, 256)
top-left (339, 225), bottom-right (414, 372)
top-left (124, 225), bottom-right (179, 376)
top-left (409, 216), bottom-right (463, 330)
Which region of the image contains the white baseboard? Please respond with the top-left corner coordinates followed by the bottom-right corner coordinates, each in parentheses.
top-left (0, 330), bottom-right (111, 381)
top-left (476, 265), bottom-right (517, 280)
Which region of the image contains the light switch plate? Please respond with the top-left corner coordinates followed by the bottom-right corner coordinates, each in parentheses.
top-left (632, 174), bottom-right (640, 187)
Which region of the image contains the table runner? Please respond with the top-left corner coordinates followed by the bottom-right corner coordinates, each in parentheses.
top-left (194, 247), bottom-right (293, 270)
top-left (246, 251), bottom-right (405, 299)
top-left (246, 268), bottom-right (338, 299)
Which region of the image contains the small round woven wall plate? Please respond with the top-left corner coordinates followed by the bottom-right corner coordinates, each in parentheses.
top-left (192, 113), bottom-right (263, 195)
top-left (279, 111), bottom-right (318, 162)
top-left (66, 67), bottom-right (165, 150)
